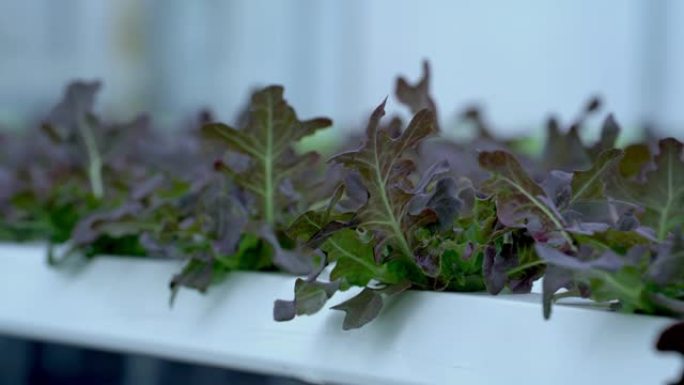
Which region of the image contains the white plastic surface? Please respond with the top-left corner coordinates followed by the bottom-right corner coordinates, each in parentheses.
top-left (0, 243), bottom-right (681, 385)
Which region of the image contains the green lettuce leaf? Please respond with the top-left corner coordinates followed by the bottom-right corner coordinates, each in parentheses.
top-left (610, 138), bottom-right (684, 240)
top-left (203, 86), bottom-right (332, 226)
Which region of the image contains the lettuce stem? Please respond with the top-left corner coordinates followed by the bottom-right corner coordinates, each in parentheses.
top-left (77, 117), bottom-right (104, 199)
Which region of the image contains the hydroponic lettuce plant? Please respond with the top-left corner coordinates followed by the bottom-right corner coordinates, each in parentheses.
top-left (274, 64), bottom-right (543, 328)
top-left (0, 81), bottom-right (156, 258)
top-left (161, 85), bottom-right (334, 298)
top-left (275, 100), bottom-right (443, 328)
top-left (43, 85), bottom-right (336, 300)
top-left (534, 137), bottom-right (684, 318)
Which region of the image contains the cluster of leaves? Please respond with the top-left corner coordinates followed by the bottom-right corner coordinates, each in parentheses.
top-left (0, 81), bottom-right (334, 302)
top-left (273, 65), bottom-right (684, 333)
top-left (1, 65), bottom-right (682, 363)
top-left (0, 81), bottom-right (157, 256)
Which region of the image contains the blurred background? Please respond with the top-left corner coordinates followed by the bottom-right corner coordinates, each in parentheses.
top-left (1, 1), bottom-right (684, 384)
top-left (1, 0), bottom-right (684, 138)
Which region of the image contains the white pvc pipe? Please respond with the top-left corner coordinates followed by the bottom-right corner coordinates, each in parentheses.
top-left (0, 243), bottom-right (680, 385)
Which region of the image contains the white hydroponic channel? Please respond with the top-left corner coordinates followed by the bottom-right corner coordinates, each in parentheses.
top-left (0, 243), bottom-right (680, 385)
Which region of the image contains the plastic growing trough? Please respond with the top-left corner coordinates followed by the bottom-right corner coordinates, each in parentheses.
top-left (0, 243), bottom-right (680, 385)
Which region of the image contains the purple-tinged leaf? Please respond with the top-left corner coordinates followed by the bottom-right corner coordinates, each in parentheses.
top-left (273, 299), bottom-right (297, 321)
top-left (587, 114), bottom-right (620, 159)
top-left (259, 225), bottom-right (317, 275)
top-left (331, 288), bottom-right (383, 330)
top-left (535, 244), bottom-right (625, 272)
top-left (395, 61), bottom-right (439, 130)
top-left (408, 160), bottom-right (461, 231)
top-left (423, 177), bottom-right (462, 231)
top-left (479, 150), bottom-right (573, 247)
top-left (483, 245), bottom-right (517, 294)
top-left (482, 242), bottom-right (542, 295)
top-left (541, 265), bottom-right (574, 319)
top-left (541, 116), bottom-right (591, 172)
top-left (331, 281), bottom-right (411, 330)
top-left (44, 81), bottom-right (101, 141)
top-left (273, 278), bottom-right (340, 321)
top-left (330, 100), bottom-right (437, 261)
top-left (537, 150), bottom-right (623, 235)
top-left (541, 170), bottom-right (573, 209)
top-left (169, 258), bottom-right (215, 304)
top-left (414, 245), bottom-right (441, 278)
top-left (70, 202), bottom-right (143, 246)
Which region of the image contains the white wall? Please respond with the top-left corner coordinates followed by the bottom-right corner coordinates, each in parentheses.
top-left (662, 1), bottom-right (684, 134)
top-left (0, 0), bottom-right (681, 137)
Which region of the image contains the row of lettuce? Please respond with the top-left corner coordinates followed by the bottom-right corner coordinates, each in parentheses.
top-left (0, 64), bottom-right (682, 359)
